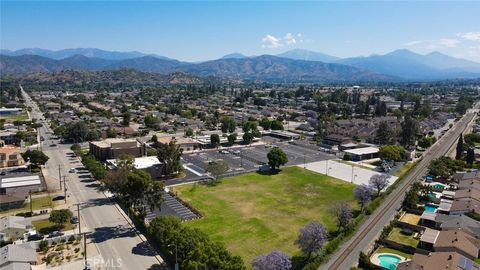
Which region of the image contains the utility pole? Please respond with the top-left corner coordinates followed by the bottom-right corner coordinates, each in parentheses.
top-left (351, 165), bottom-right (354, 183)
top-left (83, 232), bottom-right (88, 269)
top-left (63, 175), bottom-right (67, 203)
top-left (58, 165), bottom-right (62, 190)
top-left (75, 203), bottom-right (82, 235)
top-left (29, 190), bottom-right (33, 215)
top-left (303, 153), bottom-right (306, 169)
top-left (240, 150), bottom-right (243, 168)
top-left (325, 159), bottom-right (328, 175)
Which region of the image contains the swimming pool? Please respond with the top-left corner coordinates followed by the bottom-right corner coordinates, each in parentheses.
top-left (378, 254), bottom-right (402, 270)
top-left (424, 204), bottom-right (438, 213)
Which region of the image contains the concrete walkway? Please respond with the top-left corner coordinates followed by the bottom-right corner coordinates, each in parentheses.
top-left (300, 160), bottom-right (398, 186)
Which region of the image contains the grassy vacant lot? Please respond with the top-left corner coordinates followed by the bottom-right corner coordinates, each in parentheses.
top-left (174, 166), bottom-right (357, 265)
top-left (0, 195), bottom-right (53, 215)
top-left (0, 112), bottom-right (29, 122)
top-left (32, 218), bottom-right (75, 234)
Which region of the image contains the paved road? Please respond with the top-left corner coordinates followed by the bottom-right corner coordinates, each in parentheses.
top-left (322, 106), bottom-right (478, 270)
top-left (22, 87), bottom-right (164, 270)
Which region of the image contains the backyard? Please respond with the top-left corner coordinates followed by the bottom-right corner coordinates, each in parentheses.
top-left (0, 195), bottom-right (54, 215)
top-left (173, 166), bottom-right (358, 265)
top-left (386, 227), bottom-right (420, 247)
top-left (32, 218), bottom-right (75, 234)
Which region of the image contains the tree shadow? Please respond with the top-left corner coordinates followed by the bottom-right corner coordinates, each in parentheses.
top-left (85, 183), bottom-right (101, 188)
top-left (90, 225), bottom-right (136, 243)
top-left (81, 197), bottom-right (114, 209)
top-left (132, 242), bottom-right (157, 256)
top-left (257, 169), bottom-right (281, 176)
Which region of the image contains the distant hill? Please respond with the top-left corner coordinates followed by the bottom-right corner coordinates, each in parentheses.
top-left (277, 49), bottom-right (339, 63)
top-left (221, 53), bottom-right (248, 59)
top-left (338, 49), bottom-right (480, 80)
top-left (0, 48), bottom-right (172, 60)
top-left (105, 56), bottom-right (189, 73)
top-left (182, 55), bottom-right (395, 82)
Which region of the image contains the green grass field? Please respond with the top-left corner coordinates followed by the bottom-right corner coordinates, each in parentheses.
top-left (386, 227), bottom-right (419, 247)
top-left (0, 112), bottom-right (29, 121)
top-left (32, 218), bottom-right (75, 234)
top-left (0, 195), bottom-right (53, 215)
top-left (173, 166), bottom-right (357, 265)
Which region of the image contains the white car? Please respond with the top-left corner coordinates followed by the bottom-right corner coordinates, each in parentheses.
top-left (68, 168), bottom-right (76, 173)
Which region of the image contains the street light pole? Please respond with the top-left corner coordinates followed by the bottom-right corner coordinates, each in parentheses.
top-left (63, 175), bottom-right (67, 203)
top-left (75, 203), bottom-right (82, 235)
top-left (58, 165), bottom-right (62, 190)
top-left (168, 244), bottom-right (179, 270)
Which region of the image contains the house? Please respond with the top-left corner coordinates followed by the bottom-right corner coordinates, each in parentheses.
top-left (433, 229), bottom-right (480, 260)
top-left (397, 252), bottom-right (477, 270)
top-left (322, 134), bottom-right (351, 147)
top-left (0, 243), bottom-right (37, 269)
top-left (0, 145), bottom-right (25, 168)
top-left (89, 138), bottom-right (145, 161)
top-left (0, 216), bottom-right (33, 242)
top-left (156, 136), bottom-right (200, 152)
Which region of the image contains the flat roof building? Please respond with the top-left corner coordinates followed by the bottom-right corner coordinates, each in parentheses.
top-left (89, 138), bottom-right (145, 161)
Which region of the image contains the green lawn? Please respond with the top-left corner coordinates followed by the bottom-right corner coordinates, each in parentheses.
top-left (386, 227), bottom-right (419, 247)
top-left (32, 218), bottom-right (75, 234)
top-left (0, 195), bottom-right (53, 215)
top-left (394, 162), bottom-right (415, 177)
top-left (173, 166), bottom-right (357, 265)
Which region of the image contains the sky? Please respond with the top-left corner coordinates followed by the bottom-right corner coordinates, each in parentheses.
top-left (1, 1), bottom-right (480, 62)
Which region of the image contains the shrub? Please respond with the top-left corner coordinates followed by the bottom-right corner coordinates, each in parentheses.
top-left (39, 240), bottom-right (49, 252)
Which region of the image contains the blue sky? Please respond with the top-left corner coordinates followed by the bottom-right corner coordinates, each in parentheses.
top-left (1, 1), bottom-right (480, 62)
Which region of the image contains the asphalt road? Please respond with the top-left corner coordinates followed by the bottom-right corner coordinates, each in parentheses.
top-left (322, 106), bottom-right (478, 270)
top-left (22, 87), bottom-right (164, 270)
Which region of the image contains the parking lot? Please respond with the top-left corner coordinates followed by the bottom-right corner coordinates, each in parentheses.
top-left (180, 142), bottom-right (335, 182)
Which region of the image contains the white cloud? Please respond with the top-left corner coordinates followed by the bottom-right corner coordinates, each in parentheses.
top-left (261, 33), bottom-right (303, 49)
top-left (261, 35), bottom-right (283, 48)
top-left (438, 38), bottom-right (460, 48)
top-left (457, 32), bottom-right (480, 41)
top-left (404, 38), bottom-right (459, 49)
top-left (284, 33), bottom-right (296, 45)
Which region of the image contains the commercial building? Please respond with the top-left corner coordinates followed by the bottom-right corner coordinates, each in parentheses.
top-left (89, 138), bottom-right (145, 160)
top-left (0, 174), bottom-right (43, 210)
top-left (107, 156), bottom-right (163, 179)
top-left (0, 107), bottom-right (22, 116)
top-left (342, 146), bottom-right (379, 161)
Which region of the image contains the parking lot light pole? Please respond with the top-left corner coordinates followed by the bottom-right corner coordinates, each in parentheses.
top-left (168, 244), bottom-right (179, 270)
top-left (303, 153), bottom-right (306, 168)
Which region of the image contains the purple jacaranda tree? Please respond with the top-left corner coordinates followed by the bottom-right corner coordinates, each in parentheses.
top-left (305, 110), bottom-right (317, 119)
top-left (294, 221), bottom-right (327, 258)
top-left (333, 203), bottom-right (353, 231)
top-left (354, 184), bottom-right (373, 212)
top-left (369, 174), bottom-right (389, 197)
top-left (252, 250), bottom-right (292, 270)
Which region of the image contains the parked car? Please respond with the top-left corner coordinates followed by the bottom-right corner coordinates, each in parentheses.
top-left (71, 216), bottom-right (78, 224)
top-left (27, 233), bottom-right (45, 241)
top-left (69, 168), bottom-right (76, 173)
top-left (48, 231), bottom-right (64, 238)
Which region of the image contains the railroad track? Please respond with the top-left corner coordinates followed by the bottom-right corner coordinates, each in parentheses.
top-left (325, 110), bottom-right (477, 270)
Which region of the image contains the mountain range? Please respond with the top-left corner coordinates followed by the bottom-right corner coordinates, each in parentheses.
top-left (1, 48), bottom-right (480, 82)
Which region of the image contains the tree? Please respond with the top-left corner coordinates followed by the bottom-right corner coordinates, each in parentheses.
top-left (49, 209), bottom-right (73, 228)
top-left (227, 133), bottom-right (237, 145)
top-left (243, 132), bottom-right (254, 144)
top-left (122, 111), bottom-right (131, 127)
top-left (122, 170), bottom-right (164, 214)
top-left (267, 147), bottom-right (288, 170)
top-left (39, 240), bottom-right (49, 252)
top-left (70, 143), bottom-right (81, 156)
top-left (270, 120), bottom-right (284, 130)
top-left (294, 221), bottom-right (327, 258)
top-left (151, 134), bottom-right (158, 143)
top-left (65, 121), bottom-right (89, 142)
top-left (22, 150), bottom-right (49, 168)
top-left (243, 121), bottom-right (258, 133)
top-left (400, 114), bottom-right (418, 147)
top-left (185, 128), bottom-right (193, 137)
top-left (375, 121), bottom-right (393, 145)
top-left (354, 184), bottom-right (372, 212)
top-left (369, 174), bottom-right (389, 197)
top-left (210, 134), bottom-right (220, 147)
top-left (332, 203), bottom-right (353, 232)
top-left (221, 116), bottom-right (237, 133)
top-left (156, 141), bottom-right (183, 176)
top-left (252, 250), bottom-right (292, 270)
top-left (467, 148), bottom-right (475, 165)
top-left (456, 134), bottom-right (464, 160)
top-left (207, 160), bottom-right (229, 181)
top-left (259, 118), bottom-right (272, 130)
top-left (418, 136), bottom-right (436, 149)
top-left (378, 145), bottom-right (405, 161)
top-left (428, 156), bottom-right (465, 179)
top-left (105, 127), bottom-right (117, 138)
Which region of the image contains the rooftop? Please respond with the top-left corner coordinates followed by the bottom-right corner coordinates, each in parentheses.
top-left (0, 175), bottom-right (41, 189)
top-left (107, 156), bottom-right (162, 170)
top-left (343, 146), bottom-right (379, 156)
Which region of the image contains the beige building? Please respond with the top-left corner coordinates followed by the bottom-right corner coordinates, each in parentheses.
top-left (0, 144), bottom-right (25, 168)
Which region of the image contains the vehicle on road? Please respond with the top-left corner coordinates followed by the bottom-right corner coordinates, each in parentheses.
top-left (220, 150), bottom-right (229, 154)
top-left (27, 233), bottom-right (45, 241)
top-left (69, 168), bottom-right (76, 173)
top-left (50, 143), bottom-right (57, 147)
top-left (52, 195), bottom-right (65, 201)
top-left (48, 231), bottom-right (64, 238)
